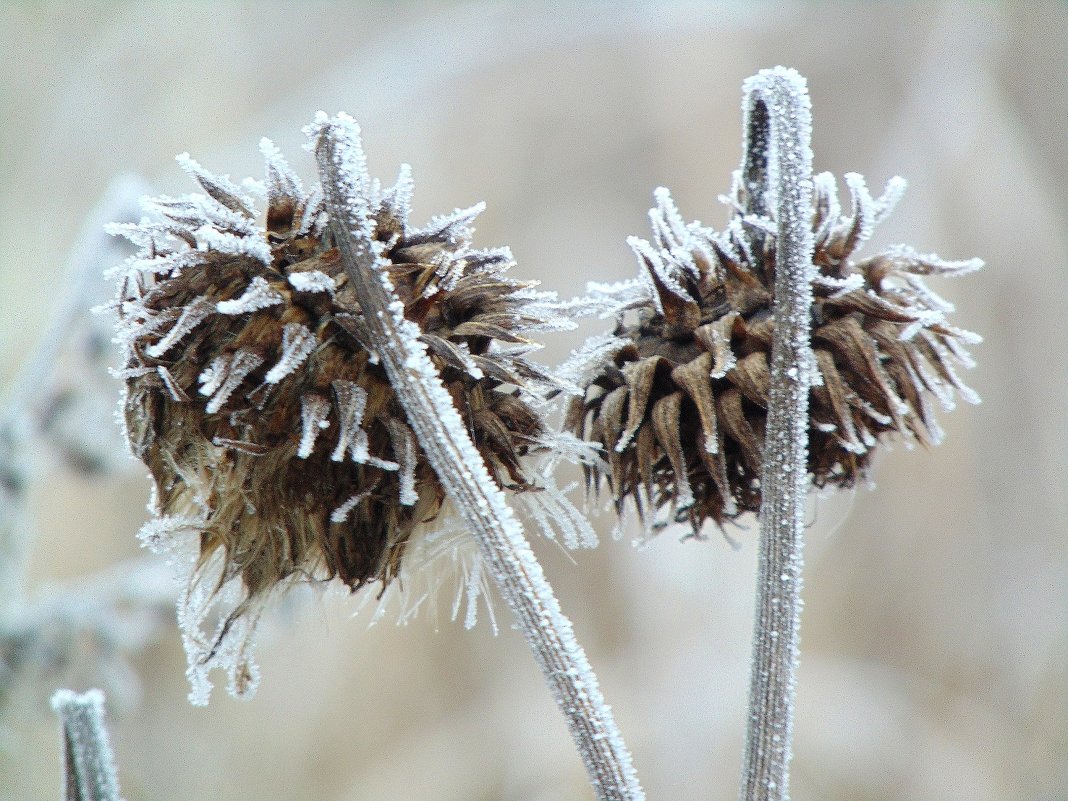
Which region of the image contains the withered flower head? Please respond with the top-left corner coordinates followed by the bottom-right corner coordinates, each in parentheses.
top-left (110, 128), bottom-right (585, 702)
top-left (565, 172), bottom-right (981, 537)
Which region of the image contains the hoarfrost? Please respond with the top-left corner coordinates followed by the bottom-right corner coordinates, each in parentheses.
top-left (259, 138), bottom-right (303, 206)
top-left (386, 419), bottom-right (419, 506)
top-left (175, 152), bottom-right (255, 217)
top-left (286, 270), bottom-right (336, 294)
top-left (194, 224), bottom-right (272, 264)
top-left (556, 332), bottom-right (629, 390)
top-left (200, 350), bottom-right (263, 414)
top-left (157, 366), bottom-right (189, 402)
top-left (330, 380), bottom-right (370, 463)
top-left (264, 323), bottom-right (316, 384)
top-left (330, 490), bottom-right (372, 523)
top-left (297, 394), bottom-right (331, 458)
top-left (215, 276), bottom-right (284, 314)
top-left (146, 297), bottom-right (213, 357)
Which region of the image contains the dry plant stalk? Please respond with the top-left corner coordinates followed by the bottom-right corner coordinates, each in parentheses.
top-left (312, 114), bottom-right (644, 801)
top-left (51, 689), bottom-right (123, 801)
top-left (736, 67), bottom-right (815, 801)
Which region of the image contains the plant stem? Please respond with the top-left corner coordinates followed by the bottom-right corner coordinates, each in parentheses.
top-left (313, 115), bottom-right (644, 801)
top-left (51, 689), bottom-right (123, 801)
top-left (737, 68), bottom-right (815, 801)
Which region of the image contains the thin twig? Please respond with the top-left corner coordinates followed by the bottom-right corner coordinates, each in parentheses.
top-left (51, 689), bottom-right (124, 801)
top-left (312, 114), bottom-right (644, 801)
top-left (737, 68), bottom-right (815, 801)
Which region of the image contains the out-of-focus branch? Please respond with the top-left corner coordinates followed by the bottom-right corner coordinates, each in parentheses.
top-left (0, 177), bottom-right (179, 720)
top-left (0, 175), bottom-right (150, 613)
top-left (1, 558), bottom-right (175, 715)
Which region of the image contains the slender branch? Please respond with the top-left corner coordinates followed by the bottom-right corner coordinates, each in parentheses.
top-left (0, 175), bottom-right (149, 615)
top-left (313, 115), bottom-right (644, 801)
top-left (737, 68), bottom-right (815, 801)
top-left (51, 689), bottom-right (123, 801)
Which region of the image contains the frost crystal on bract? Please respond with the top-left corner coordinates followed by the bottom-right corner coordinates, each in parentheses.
top-left (110, 126), bottom-right (585, 704)
top-left (567, 174), bottom-right (981, 537)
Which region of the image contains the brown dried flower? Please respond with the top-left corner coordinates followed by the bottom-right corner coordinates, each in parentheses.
top-left (110, 131), bottom-right (586, 702)
top-left (564, 172), bottom-right (981, 536)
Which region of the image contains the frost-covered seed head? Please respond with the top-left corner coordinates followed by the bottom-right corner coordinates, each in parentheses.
top-left (566, 173), bottom-right (981, 537)
top-left (111, 129), bottom-right (578, 702)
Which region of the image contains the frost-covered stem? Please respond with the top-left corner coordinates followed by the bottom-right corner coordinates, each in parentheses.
top-left (314, 117), bottom-right (644, 801)
top-left (737, 68), bottom-right (815, 801)
top-left (51, 689), bottom-right (123, 801)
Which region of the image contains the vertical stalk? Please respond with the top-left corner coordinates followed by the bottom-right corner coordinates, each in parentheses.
top-left (737, 68), bottom-right (815, 801)
top-left (51, 689), bottom-right (123, 801)
top-left (313, 115), bottom-right (644, 801)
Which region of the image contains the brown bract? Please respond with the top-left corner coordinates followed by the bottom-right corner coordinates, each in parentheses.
top-left (567, 174), bottom-right (981, 536)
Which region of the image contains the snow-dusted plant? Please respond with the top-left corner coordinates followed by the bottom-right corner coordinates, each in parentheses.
top-left (108, 114), bottom-right (640, 800)
top-left (97, 67), bottom-right (981, 801)
top-left (566, 80), bottom-right (980, 540)
top-left (566, 67), bottom-right (981, 801)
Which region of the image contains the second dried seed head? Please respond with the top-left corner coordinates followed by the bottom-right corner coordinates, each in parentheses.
top-left (566, 173), bottom-right (981, 536)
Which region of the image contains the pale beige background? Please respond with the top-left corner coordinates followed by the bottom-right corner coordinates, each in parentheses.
top-left (1, 2), bottom-right (1065, 800)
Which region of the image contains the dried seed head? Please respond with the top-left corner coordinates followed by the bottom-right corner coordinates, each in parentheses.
top-left (110, 131), bottom-right (582, 702)
top-left (566, 172), bottom-right (981, 537)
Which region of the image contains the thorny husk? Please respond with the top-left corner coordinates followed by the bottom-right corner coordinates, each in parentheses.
top-left (566, 172), bottom-right (982, 536)
top-left (110, 138), bottom-right (585, 701)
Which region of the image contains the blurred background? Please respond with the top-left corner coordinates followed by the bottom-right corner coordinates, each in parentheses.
top-left (1, 2), bottom-right (1065, 799)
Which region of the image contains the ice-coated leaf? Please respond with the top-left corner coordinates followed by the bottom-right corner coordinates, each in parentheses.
top-left (148, 191), bottom-right (261, 242)
top-left (195, 224), bottom-right (272, 265)
top-left (380, 163), bottom-right (415, 232)
top-left (330, 380), bottom-right (369, 463)
top-left (883, 244), bottom-right (984, 278)
top-left (812, 171), bottom-right (841, 242)
top-left (215, 276), bottom-right (284, 314)
top-left (201, 350), bottom-right (263, 413)
top-left (556, 331), bottom-right (630, 390)
top-left (297, 393), bottom-right (331, 458)
top-left (259, 137), bottom-right (303, 206)
top-left (872, 175), bottom-right (907, 226)
top-left (146, 297), bottom-right (213, 357)
top-left (176, 152), bottom-right (255, 217)
top-left (330, 489), bottom-right (372, 523)
top-left (386, 419), bottom-right (418, 506)
top-left (264, 323), bottom-right (316, 384)
top-left (628, 236), bottom-right (691, 313)
top-left (157, 366), bottom-right (190, 402)
top-left (410, 202), bottom-right (485, 246)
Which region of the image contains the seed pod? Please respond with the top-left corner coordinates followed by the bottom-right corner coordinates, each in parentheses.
top-left (565, 173), bottom-right (981, 536)
top-left (111, 134), bottom-right (583, 702)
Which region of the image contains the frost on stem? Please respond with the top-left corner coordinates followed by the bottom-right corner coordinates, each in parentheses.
top-left (51, 689), bottom-right (123, 801)
top-left (312, 112), bottom-right (643, 801)
top-left (110, 121), bottom-right (594, 704)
